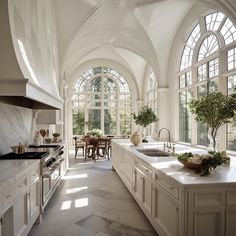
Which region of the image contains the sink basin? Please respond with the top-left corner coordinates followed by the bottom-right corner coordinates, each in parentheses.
top-left (137, 148), bottom-right (171, 157)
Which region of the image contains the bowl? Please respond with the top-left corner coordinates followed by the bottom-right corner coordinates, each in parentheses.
top-left (178, 160), bottom-right (203, 171)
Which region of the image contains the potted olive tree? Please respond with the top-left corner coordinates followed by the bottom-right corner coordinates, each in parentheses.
top-left (132, 105), bottom-right (158, 142)
top-left (189, 91), bottom-right (236, 152)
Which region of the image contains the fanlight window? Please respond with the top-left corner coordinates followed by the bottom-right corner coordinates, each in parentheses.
top-left (198, 35), bottom-right (218, 61)
top-left (72, 67), bottom-right (132, 136)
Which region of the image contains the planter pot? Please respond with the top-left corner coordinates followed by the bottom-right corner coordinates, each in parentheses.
top-left (130, 132), bottom-right (142, 146)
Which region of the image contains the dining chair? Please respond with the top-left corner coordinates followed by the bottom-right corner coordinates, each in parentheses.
top-left (96, 137), bottom-right (110, 160)
top-left (84, 137), bottom-right (97, 161)
top-left (73, 137), bottom-right (85, 158)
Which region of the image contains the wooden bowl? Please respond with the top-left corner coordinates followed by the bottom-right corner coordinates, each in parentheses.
top-left (178, 160), bottom-right (203, 171)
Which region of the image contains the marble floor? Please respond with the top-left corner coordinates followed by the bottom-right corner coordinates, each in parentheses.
top-left (28, 152), bottom-right (158, 236)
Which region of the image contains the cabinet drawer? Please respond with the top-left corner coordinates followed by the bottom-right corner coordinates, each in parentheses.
top-left (3, 177), bottom-right (27, 207)
top-left (155, 174), bottom-right (179, 200)
top-left (135, 161), bottom-right (152, 179)
top-left (193, 191), bottom-right (223, 207)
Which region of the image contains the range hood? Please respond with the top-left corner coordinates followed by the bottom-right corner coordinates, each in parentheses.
top-left (0, 78), bottom-right (63, 110)
top-left (0, 0), bottom-right (63, 110)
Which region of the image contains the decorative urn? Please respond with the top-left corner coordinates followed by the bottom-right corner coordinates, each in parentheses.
top-left (130, 132), bottom-right (142, 146)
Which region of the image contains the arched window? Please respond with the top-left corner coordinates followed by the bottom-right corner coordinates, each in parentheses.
top-left (72, 67), bottom-right (132, 136)
top-left (178, 11), bottom-right (236, 151)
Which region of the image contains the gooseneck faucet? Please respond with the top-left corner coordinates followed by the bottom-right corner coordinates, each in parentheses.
top-left (158, 127), bottom-right (171, 142)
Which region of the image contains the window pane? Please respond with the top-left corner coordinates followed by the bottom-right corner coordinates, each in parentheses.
top-left (73, 110), bottom-right (85, 135)
top-left (220, 18), bottom-right (236, 45)
top-left (197, 64), bottom-right (207, 82)
top-left (209, 58), bottom-right (219, 78)
top-left (103, 77), bottom-right (117, 92)
top-left (209, 80), bottom-right (218, 92)
top-left (227, 48), bottom-right (236, 70)
top-left (197, 84), bottom-right (207, 97)
top-left (205, 12), bottom-right (225, 31)
top-left (227, 75), bottom-right (236, 151)
top-left (197, 123), bottom-right (209, 146)
top-left (88, 110), bottom-right (101, 130)
top-left (104, 110), bottom-right (116, 135)
top-left (88, 77), bottom-right (102, 92)
top-left (119, 109), bottom-right (132, 135)
top-left (179, 90), bottom-right (191, 143)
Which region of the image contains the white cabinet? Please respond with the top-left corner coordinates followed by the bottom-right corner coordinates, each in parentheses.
top-left (187, 189), bottom-right (225, 236)
top-left (116, 150), bottom-right (134, 192)
top-left (153, 185), bottom-right (179, 236)
top-left (133, 162), bottom-right (152, 216)
top-left (13, 193), bottom-right (28, 236)
top-left (226, 190), bottom-right (236, 236)
top-left (0, 163), bottom-right (40, 236)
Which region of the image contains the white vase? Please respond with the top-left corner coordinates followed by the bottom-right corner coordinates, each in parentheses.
top-left (130, 132), bottom-right (142, 146)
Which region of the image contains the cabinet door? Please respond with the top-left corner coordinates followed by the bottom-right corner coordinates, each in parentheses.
top-left (29, 180), bottom-right (40, 221)
top-left (134, 168), bottom-right (152, 215)
top-left (153, 186), bottom-right (179, 236)
top-left (13, 192), bottom-right (28, 236)
top-left (187, 190), bottom-right (225, 236)
top-left (133, 169), bottom-right (143, 203)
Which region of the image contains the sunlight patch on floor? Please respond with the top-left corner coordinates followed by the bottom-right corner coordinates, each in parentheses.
top-left (62, 173), bottom-right (88, 180)
top-left (66, 186), bottom-right (88, 194)
top-left (60, 200), bottom-right (72, 210)
top-left (75, 198), bottom-right (88, 208)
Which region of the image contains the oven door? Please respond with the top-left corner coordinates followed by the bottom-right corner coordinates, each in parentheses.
top-left (42, 159), bottom-right (64, 204)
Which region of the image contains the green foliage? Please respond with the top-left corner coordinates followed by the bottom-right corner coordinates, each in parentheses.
top-left (189, 91), bottom-right (236, 151)
top-left (177, 151), bottom-right (230, 176)
top-left (87, 129), bottom-right (103, 137)
top-left (132, 105), bottom-right (158, 128)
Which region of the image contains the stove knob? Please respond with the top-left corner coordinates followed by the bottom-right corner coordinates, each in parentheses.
top-left (46, 161), bottom-right (52, 167)
top-left (52, 157), bottom-right (56, 162)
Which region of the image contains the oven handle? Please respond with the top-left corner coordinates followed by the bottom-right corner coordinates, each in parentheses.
top-left (43, 158), bottom-right (64, 176)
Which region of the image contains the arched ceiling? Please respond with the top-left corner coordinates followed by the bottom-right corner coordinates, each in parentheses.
top-left (53, 0), bottom-right (236, 88)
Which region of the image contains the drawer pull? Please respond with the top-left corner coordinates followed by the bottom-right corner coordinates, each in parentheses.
top-left (169, 186), bottom-right (174, 190)
top-left (6, 195), bottom-right (11, 199)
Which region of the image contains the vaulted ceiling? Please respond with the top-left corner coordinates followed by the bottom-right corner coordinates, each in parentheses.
top-left (53, 0), bottom-right (236, 88)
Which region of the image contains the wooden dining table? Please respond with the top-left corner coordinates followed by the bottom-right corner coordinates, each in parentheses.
top-left (82, 136), bottom-right (111, 161)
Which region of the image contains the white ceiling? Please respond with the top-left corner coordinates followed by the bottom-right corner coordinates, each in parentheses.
top-left (53, 0), bottom-right (234, 87)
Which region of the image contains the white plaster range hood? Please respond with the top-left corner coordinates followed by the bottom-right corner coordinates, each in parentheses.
top-left (0, 78), bottom-right (63, 110)
top-left (0, 0), bottom-right (63, 110)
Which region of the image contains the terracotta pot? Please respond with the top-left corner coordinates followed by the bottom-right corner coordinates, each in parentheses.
top-left (130, 132), bottom-right (142, 146)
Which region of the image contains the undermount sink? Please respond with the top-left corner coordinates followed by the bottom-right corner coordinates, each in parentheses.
top-left (136, 148), bottom-right (171, 157)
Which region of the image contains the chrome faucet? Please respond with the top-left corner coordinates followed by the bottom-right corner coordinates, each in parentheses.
top-left (158, 127), bottom-right (171, 142)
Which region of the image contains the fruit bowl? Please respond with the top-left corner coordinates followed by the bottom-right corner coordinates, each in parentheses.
top-left (178, 160), bottom-right (203, 171)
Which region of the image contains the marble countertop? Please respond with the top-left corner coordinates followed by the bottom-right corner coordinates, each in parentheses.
top-left (0, 159), bottom-right (40, 188)
top-left (112, 139), bottom-right (236, 187)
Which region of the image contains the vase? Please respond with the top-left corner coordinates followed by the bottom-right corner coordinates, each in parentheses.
top-left (130, 132), bottom-right (142, 146)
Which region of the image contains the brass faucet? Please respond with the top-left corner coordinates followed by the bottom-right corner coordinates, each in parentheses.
top-left (158, 127), bottom-right (171, 142)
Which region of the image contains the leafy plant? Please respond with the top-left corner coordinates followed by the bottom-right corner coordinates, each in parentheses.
top-left (132, 105), bottom-right (158, 128)
top-left (177, 151), bottom-right (230, 176)
top-left (189, 91), bottom-right (236, 151)
top-left (87, 129), bottom-right (103, 137)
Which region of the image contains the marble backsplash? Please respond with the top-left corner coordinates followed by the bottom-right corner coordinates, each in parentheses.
top-left (0, 103), bottom-right (33, 155)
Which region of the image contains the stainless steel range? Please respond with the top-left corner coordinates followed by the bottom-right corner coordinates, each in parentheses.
top-left (28, 145), bottom-right (64, 211)
top-left (0, 144), bottom-right (64, 213)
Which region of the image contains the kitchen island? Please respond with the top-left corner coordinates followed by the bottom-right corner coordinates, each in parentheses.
top-left (112, 139), bottom-right (236, 236)
top-left (0, 159), bottom-right (40, 236)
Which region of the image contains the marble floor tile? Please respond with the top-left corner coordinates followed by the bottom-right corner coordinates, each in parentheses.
top-left (29, 153), bottom-right (158, 236)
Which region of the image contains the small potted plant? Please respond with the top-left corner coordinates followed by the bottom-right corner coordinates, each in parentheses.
top-left (52, 133), bottom-right (60, 142)
top-left (189, 91), bottom-right (236, 152)
top-left (132, 105), bottom-right (158, 142)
